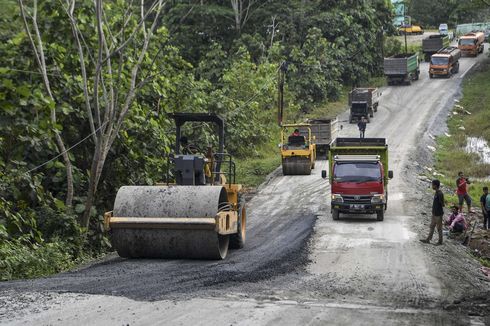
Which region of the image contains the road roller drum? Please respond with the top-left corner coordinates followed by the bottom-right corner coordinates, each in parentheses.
top-left (282, 157), bottom-right (312, 175)
top-left (109, 185), bottom-right (238, 259)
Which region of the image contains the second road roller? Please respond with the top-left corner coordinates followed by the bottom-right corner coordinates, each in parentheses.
top-left (104, 113), bottom-right (246, 259)
top-left (280, 124), bottom-right (316, 175)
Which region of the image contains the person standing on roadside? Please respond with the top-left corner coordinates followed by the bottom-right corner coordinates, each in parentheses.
top-left (481, 186), bottom-right (490, 230)
top-left (420, 179), bottom-right (445, 245)
top-left (357, 117), bottom-right (367, 139)
top-left (456, 171), bottom-right (472, 214)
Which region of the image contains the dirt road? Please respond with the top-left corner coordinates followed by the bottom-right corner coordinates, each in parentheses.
top-left (1, 47), bottom-right (489, 325)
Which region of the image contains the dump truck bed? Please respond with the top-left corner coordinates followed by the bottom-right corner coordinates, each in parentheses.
top-left (422, 35), bottom-right (450, 53)
top-left (383, 53), bottom-right (419, 75)
top-left (348, 88), bottom-right (380, 107)
top-left (304, 118), bottom-right (339, 148)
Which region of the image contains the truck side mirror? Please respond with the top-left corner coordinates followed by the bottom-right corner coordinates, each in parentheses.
top-left (321, 170), bottom-right (327, 179)
top-left (388, 170), bottom-right (394, 179)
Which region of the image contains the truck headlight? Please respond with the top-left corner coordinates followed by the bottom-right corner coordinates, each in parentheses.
top-left (371, 194), bottom-right (385, 203)
top-left (331, 194), bottom-right (343, 202)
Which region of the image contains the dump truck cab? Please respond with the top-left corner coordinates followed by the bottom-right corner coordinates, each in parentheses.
top-left (458, 32), bottom-right (485, 56)
top-left (429, 47), bottom-right (461, 78)
top-left (439, 23), bottom-right (448, 36)
top-left (280, 124), bottom-right (316, 175)
top-left (322, 138), bottom-right (393, 221)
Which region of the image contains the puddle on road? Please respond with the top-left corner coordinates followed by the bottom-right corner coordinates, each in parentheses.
top-left (466, 136), bottom-right (490, 164)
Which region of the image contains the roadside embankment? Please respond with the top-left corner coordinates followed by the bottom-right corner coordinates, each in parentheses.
top-left (432, 58), bottom-right (490, 266)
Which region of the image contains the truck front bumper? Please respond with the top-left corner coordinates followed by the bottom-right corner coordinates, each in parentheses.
top-left (331, 202), bottom-right (384, 214)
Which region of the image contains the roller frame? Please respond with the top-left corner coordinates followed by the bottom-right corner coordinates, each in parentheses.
top-left (105, 211), bottom-right (238, 235)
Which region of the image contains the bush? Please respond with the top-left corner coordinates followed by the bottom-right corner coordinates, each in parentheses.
top-left (0, 228), bottom-right (79, 281)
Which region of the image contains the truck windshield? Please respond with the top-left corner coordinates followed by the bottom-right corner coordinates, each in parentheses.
top-left (431, 57), bottom-right (448, 65)
top-left (333, 162), bottom-right (381, 182)
top-left (459, 39), bottom-right (475, 45)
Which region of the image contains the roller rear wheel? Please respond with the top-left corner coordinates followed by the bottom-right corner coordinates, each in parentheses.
top-left (230, 201), bottom-right (246, 249)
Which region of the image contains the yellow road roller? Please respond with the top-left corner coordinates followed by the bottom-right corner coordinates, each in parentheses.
top-left (280, 124), bottom-right (316, 175)
top-left (104, 113), bottom-right (246, 259)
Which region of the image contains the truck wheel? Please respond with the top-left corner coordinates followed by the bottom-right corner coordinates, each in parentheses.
top-left (349, 115), bottom-right (353, 124)
top-left (415, 70), bottom-right (420, 81)
top-left (376, 210), bottom-right (384, 221)
top-left (374, 104), bottom-right (378, 113)
top-left (429, 73), bottom-right (433, 79)
top-left (332, 209), bottom-right (339, 220)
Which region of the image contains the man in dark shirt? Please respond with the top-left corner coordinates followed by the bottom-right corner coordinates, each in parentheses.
top-left (480, 186), bottom-right (489, 230)
top-left (420, 179), bottom-right (445, 245)
top-left (357, 117), bottom-right (367, 138)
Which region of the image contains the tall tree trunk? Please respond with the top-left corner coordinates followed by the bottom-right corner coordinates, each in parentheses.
top-left (18, 0), bottom-right (74, 206)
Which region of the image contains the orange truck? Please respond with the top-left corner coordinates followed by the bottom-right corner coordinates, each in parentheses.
top-left (458, 32), bottom-right (485, 56)
top-left (429, 47), bottom-right (461, 78)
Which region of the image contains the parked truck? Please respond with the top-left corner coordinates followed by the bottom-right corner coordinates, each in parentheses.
top-left (304, 118), bottom-right (339, 154)
top-left (429, 46), bottom-right (461, 78)
top-left (458, 32), bottom-right (485, 56)
top-left (348, 88), bottom-right (380, 123)
top-left (422, 34), bottom-right (450, 61)
top-left (321, 138), bottom-right (393, 221)
top-left (398, 24), bottom-right (424, 35)
top-left (383, 53), bottom-right (420, 85)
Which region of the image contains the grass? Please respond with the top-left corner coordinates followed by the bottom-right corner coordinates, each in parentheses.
top-left (434, 59), bottom-right (490, 205)
top-left (235, 140), bottom-right (281, 188)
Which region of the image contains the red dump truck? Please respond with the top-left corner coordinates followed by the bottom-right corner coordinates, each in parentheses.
top-left (458, 32), bottom-right (485, 56)
top-left (322, 138), bottom-right (393, 221)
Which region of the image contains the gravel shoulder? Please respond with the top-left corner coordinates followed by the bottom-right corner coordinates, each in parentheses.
top-left (1, 46), bottom-right (490, 326)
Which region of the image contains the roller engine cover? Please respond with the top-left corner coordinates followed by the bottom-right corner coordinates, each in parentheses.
top-left (174, 155), bottom-right (205, 185)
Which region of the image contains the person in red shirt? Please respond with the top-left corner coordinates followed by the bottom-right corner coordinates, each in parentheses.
top-left (291, 129), bottom-right (301, 137)
top-left (456, 171), bottom-right (472, 214)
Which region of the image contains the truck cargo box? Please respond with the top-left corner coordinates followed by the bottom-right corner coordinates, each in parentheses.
top-left (422, 35), bottom-right (450, 53)
top-left (301, 118), bottom-right (339, 153)
top-left (383, 53), bottom-right (419, 75)
top-left (348, 88), bottom-right (380, 107)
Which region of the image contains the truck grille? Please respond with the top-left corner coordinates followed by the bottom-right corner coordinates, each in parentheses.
top-left (342, 195), bottom-right (372, 204)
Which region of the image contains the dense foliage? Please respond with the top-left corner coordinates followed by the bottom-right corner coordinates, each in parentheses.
top-left (0, 0), bottom-right (395, 280)
top-left (407, 0), bottom-right (490, 28)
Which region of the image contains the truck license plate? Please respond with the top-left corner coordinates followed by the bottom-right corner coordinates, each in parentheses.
top-left (351, 204), bottom-right (364, 210)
